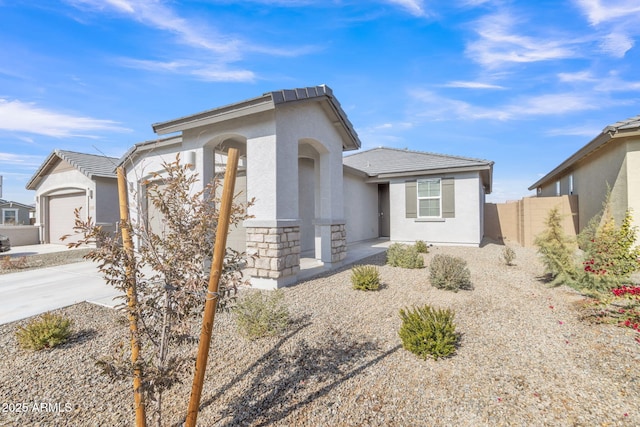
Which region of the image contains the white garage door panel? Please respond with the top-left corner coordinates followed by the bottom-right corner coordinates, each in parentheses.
top-left (48, 193), bottom-right (85, 244)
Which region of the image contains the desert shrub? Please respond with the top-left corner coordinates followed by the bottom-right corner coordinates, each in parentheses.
top-left (534, 207), bottom-right (579, 287)
top-left (351, 265), bottom-right (380, 291)
top-left (398, 305), bottom-right (457, 360)
top-left (16, 312), bottom-right (73, 351)
top-left (386, 243), bottom-right (424, 269)
top-left (501, 246), bottom-right (516, 266)
top-left (414, 240), bottom-right (429, 254)
top-left (429, 254), bottom-right (472, 292)
top-left (579, 210), bottom-right (640, 291)
top-left (234, 290), bottom-right (290, 340)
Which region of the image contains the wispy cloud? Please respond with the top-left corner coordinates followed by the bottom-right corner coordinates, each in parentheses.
top-left (443, 81), bottom-right (506, 89)
top-left (557, 70), bottom-right (596, 82)
top-left (69, 0), bottom-right (241, 56)
top-left (383, 0), bottom-right (429, 17)
top-left (410, 90), bottom-right (603, 121)
top-left (574, 0), bottom-right (640, 25)
top-left (0, 152), bottom-right (44, 168)
top-left (0, 99), bottom-right (129, 138)
top-left (545, 125), bottom-right (602, 137)
top-left (466, 12), bottom-right (579, 68)
top-left (119, 58), bottom-right (256, 82)
top-left (573, 0), bottom-right (640, 56)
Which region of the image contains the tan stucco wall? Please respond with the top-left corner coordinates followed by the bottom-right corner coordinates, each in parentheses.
top-left (485, 195), bottom-right (578, 247)
top-left (626, 140), bottom-right (640, 234)
top-left (538, 139), bottom-right (630, 231)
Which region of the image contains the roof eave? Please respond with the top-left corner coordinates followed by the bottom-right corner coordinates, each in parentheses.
top-left (118, 135), bottom-right (184, 168)
top-left (25, 151), bottom-right (59, 190)
top-left (152, 95), bottom-right (275, 135)
top-left (527, 131), bottom-right (612, 191)
top-left (373, 164), bottom-right (493, 180)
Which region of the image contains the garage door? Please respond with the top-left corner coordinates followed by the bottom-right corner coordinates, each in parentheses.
top-left (48, 192), bottom-right (85, 244)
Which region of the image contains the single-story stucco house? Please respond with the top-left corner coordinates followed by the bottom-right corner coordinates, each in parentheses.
top-left (118, 85), bottom-right (494, 289)
top-left (0, 199), bottom-right (34, 225)
top-left (528, 114), bottom-right (640, 234)
top-left (26, 150), bottom-right (120, 244)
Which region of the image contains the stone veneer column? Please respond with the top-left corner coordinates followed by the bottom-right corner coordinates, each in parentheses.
top-left (245, 226), bottom-right (300, 288)
top-left (331, 224), bottom-right (347, 263)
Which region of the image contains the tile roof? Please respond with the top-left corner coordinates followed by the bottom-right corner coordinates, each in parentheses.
top-left (55, 150), bottom-right (118, 179)
top-left (605, 113), bottom-right (640, 131)
top-left (151, 85), bottom-right (360, 151)
top-left (343, 147), bottom-right (493, 176)
top-left (26, 150), bottom-right (118, 190)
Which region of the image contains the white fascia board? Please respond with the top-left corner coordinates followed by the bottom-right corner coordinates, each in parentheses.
top-left (153, 98), bottom-right (275, 135)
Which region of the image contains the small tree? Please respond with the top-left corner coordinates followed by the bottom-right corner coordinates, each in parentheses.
top-left (580, 209), bottom-right (640, 290)
top-left (67, 156), bottom-right (252, 426)
top-left (534, 207), bottom-right (578, 287)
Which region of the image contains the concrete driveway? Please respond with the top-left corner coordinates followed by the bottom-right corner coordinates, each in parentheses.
top-left (0, 260), bottom-right (122, 325)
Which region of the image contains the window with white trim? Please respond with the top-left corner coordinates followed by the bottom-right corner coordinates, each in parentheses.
top-left (2, 208), bottom-right (18, 225)
top-left (555, 180), bottom-right (560, 196)
top-left (569, 174), bottom-right (574, 195)
top-left (417, 178), bottom-right (441, 217)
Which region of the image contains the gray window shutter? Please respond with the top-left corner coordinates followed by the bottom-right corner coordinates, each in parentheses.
top-left (442, 177), bottom-right (455, 218)
top-left (405, 180), bottom-right (417, 218)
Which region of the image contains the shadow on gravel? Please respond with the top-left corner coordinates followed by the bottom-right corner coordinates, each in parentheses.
top-left (177, 321), bottom-right (400, 426)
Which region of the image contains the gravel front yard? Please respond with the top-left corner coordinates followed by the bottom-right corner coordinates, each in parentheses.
top-left (1, 243), bottom-right (639, 426)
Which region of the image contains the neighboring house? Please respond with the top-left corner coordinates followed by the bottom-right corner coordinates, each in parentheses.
top-left (528, 114), bottom-right (640, 234)
top-left (119, 85), bottom-right (494, 289)
top-left (0, 199), bottom-right (34, 225)
top-left (26, 150), bottom-right (120, 244)
top-left (343, 147), bottom-right (493, 247)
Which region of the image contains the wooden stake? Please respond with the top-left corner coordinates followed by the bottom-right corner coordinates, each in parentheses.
top-left (117, 167), bottom-right (147, 427)
top-left (185, 148), bottom-right (239, 427)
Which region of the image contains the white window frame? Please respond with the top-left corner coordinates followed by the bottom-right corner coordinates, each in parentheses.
top-left (569, 174), bottom-right (574, 195)
top-left (2, 208), bottom-right (18, 225)
top-left (555, 180), bottom-right (561, 196)
top-left (417, 178), bottom-right (441, 218)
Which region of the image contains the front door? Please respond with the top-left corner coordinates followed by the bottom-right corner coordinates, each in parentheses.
top-left (378, 183), bottom-right (390, 237)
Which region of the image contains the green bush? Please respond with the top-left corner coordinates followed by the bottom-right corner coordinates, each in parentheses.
top-left (534, 207), bottom-right (579, 287)
top-left (351, 265), bottom-right (380, 291)
top-left (16, 312), bottom-right (73, 350)
top-left (501, 246), bottom-right (516, 266)
top-left (414, 240), bottom-right (429, 254)
top-left (234, 290), bottom-right (290, 340)
top-left (398, 305), bottom-right (457, 360)
top-left (578, 210), bottom-right (640, 291)
top-left (386, 243), bottom-right (424, 269)
top-left (429, 254), bottom-right (472, 292)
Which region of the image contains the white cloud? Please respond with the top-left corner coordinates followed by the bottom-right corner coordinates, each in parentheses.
top-left (557, 70), bottom-right (595, 82)
top-left (384, 0), bottom-right (429, 17)
top-left (410, 90), bottom-right (602, 122)
top-left (466, 12), bottom-right (579, 68)
top-left (70, 0), bottom-right (239, 55)
top-left (0, 152), bottom-right (43, 168)
top-left (574, 0), bottom-right (640, 57)
top-left (0, 99), bottom-right (129, 138)
top-left (574, 0), bottom-right (640, 25)
top-left (545, 125), bottom-right (601, 137)
top-left (443, 81), bottom-right (506, 89)
top-left (599, 32), bottom-right (634, 57)
top-left (119, 58), bottom-right (256, 82)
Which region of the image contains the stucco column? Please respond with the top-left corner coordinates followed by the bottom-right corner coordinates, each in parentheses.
top-left (244, 134), bottom-right (301, 289)
top-left (314, 148), bottom-right (347, 266)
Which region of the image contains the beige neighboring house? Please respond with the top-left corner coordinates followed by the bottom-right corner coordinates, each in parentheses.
top-left (528, 114), bottom-right (640, 233)
top-left (26, 150), bottom-right (120, 244)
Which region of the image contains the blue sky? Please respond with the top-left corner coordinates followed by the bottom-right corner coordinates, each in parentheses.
top-left (2, 0), bottom-right (640, 205)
